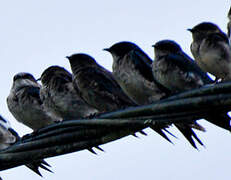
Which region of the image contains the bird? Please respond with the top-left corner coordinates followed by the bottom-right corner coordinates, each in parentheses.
top-left (152, 39), bottom-right (213, 93)
top-left (104, 41), bottom-right (169, 105)
top-left (67, 53), bottom-right (160, 142)
top-left (67, 53), bottom-right (137, 112)
top-left (152, 39), bottom-right (231, 131)
top-left (105, 41), bottom-right (204, 148)
top-left (7, 72), bottom-right (58, 131)
top-left (188, 22), bottom-right (231, 81)
top-left (198, 32), bottom-right (231, 81)
top-left (188, 22), bottom-right (223, 61)
top-left (0, 115), bottom-right (52, 177)
top-left (39, 65), bottom-right (98, 121)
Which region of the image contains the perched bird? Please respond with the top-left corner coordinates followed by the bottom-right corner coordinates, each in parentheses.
top-left (0, 115), bottom-right (52, 177)
top-left (67, 53), bottom-right (137, 112)
top-left (105, 41), bottom-right (204, 148)
top-left (67, 53), bottom-right (154, 143)
top-left (39, 65), bottom-right (98, 120)
top-left (188, 22), bottom-right (223, 61)
top-left (188, 22), bottom-right (231, 81)
top-left (152, 39), bottom-right (231, 131)
top-left (198, 32), bottom-right (231, 81)
top-left (7, 72), bottom-right (58, 131)
top-left (104, 41), bottom-right (168, 105)
top-left (152, 40), bottom-right (213, 93)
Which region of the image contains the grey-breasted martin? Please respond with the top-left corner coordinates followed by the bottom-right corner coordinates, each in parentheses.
top-left (67, 53), bottom-right (137, 112)
top-left (198, 32), bottom-right (231, 81)
top-left (152, 39), bottom-right (231, 131)
top-left (188, 22), bottom-right (231, 81)
top-left (188, 22), bottom-right (223, 61)
top-left (152, 40), bottom-right (212, 93)
top-left (104, 41), bottom-right (168, 105)
top-left (40, 65), bottom-right (98, 120)
top-left (7, 72), bottom-right (58, 130)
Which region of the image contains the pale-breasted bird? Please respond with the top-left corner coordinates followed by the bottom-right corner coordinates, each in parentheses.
top-left (0, 115), bottom-right (52, 177)
top-left (105, 41), bottom-right (204, 148)
top-left (67, 53), bottom-right (157, 142)
top-left (7, 72), bottom-right (57, 131)
top-left (198, 32), bottom-right (231, 81)
top-left (152, 40), bottom-right (212, 93)
top-left (152, 39), bottom-right (231, 131)
top-left (104, 41), bottom-right (169, 105)
top-left (188, 22), bottom-right (231, 81)
top-left (188, 22), bottom-right (223, 61)
top-left (67, 53), bottom-right (137, 112)
top-left (39, 65), bottom-right (98, 120)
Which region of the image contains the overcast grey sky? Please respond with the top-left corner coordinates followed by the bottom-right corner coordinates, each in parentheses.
top-left (0, 1), bottom-right (230, 179)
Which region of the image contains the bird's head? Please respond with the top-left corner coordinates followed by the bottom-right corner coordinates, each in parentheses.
top-left (66, 53), bottom-right (98, 74)
top-left (104, 41), bottom-right (140, 60)
top-left (188, 22), bottom-right (222, 41)
top-left (152, 40), bottom-right (182, 59)
top-left (12, 72), bottom-right (39, 89)
top-left (40, 66), bottom-right (72, 87)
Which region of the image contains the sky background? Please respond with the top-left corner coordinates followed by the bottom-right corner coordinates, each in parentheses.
top-left (0, 1), bottom-right (230, 179)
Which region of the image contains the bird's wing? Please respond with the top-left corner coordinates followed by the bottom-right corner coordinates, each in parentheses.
top-left (166, 53), bottom-right (211, 85)
top-left (179, 51), bottom-right (214, 84)
top-left (128, 49), bottom-right (154, 82)
top-left (129, 49), bottom-right (172, 95)
top-left (81, 67), bottom-right (136, 107)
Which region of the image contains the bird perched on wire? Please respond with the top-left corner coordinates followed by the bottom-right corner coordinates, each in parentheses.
top-left (152, 40), bottom-right (213, 93)
top-left (188, 22), bottom-right (231, 81)
top-left (152, 39), bottom-right (231, 132)
top-left (67, 53), bottom-right (160, 151)
top-left (39, 65), bottom-right (98, 121)
top-left (104, 41), bottom-right (168, 105)
top-left (0, 115), bottom-right (52, 176)
top-left (7, 72), bottom-right (58, 131)
top-left (104, 41), bottom-right (204, 148)
top-left (67, 53), bottom-right (137, 112)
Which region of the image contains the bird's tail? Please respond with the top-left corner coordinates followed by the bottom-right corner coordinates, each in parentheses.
top-left (175, 122), bottom-right (204, 149)
top-left (25, 159), bottom-right (53, 177)
top-left (150, 125), bottom-right (176, 143)
top-left (206, 112), bottom-right (231, 131)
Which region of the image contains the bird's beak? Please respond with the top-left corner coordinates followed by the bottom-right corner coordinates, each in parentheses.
top-left (187, 28), bottom-right (193, 32)
top-left (152, 44), bottom-right (156, 48)
top-left (103, 48), bottom-right (110, 52)
top-left (36, 77), bottom-right (41, 81)
top-left (66, 56), bottom-right (70, 59)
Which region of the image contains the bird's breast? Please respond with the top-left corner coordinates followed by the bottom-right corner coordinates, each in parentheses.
top-left (113, 60), bottom-right (164, 105)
